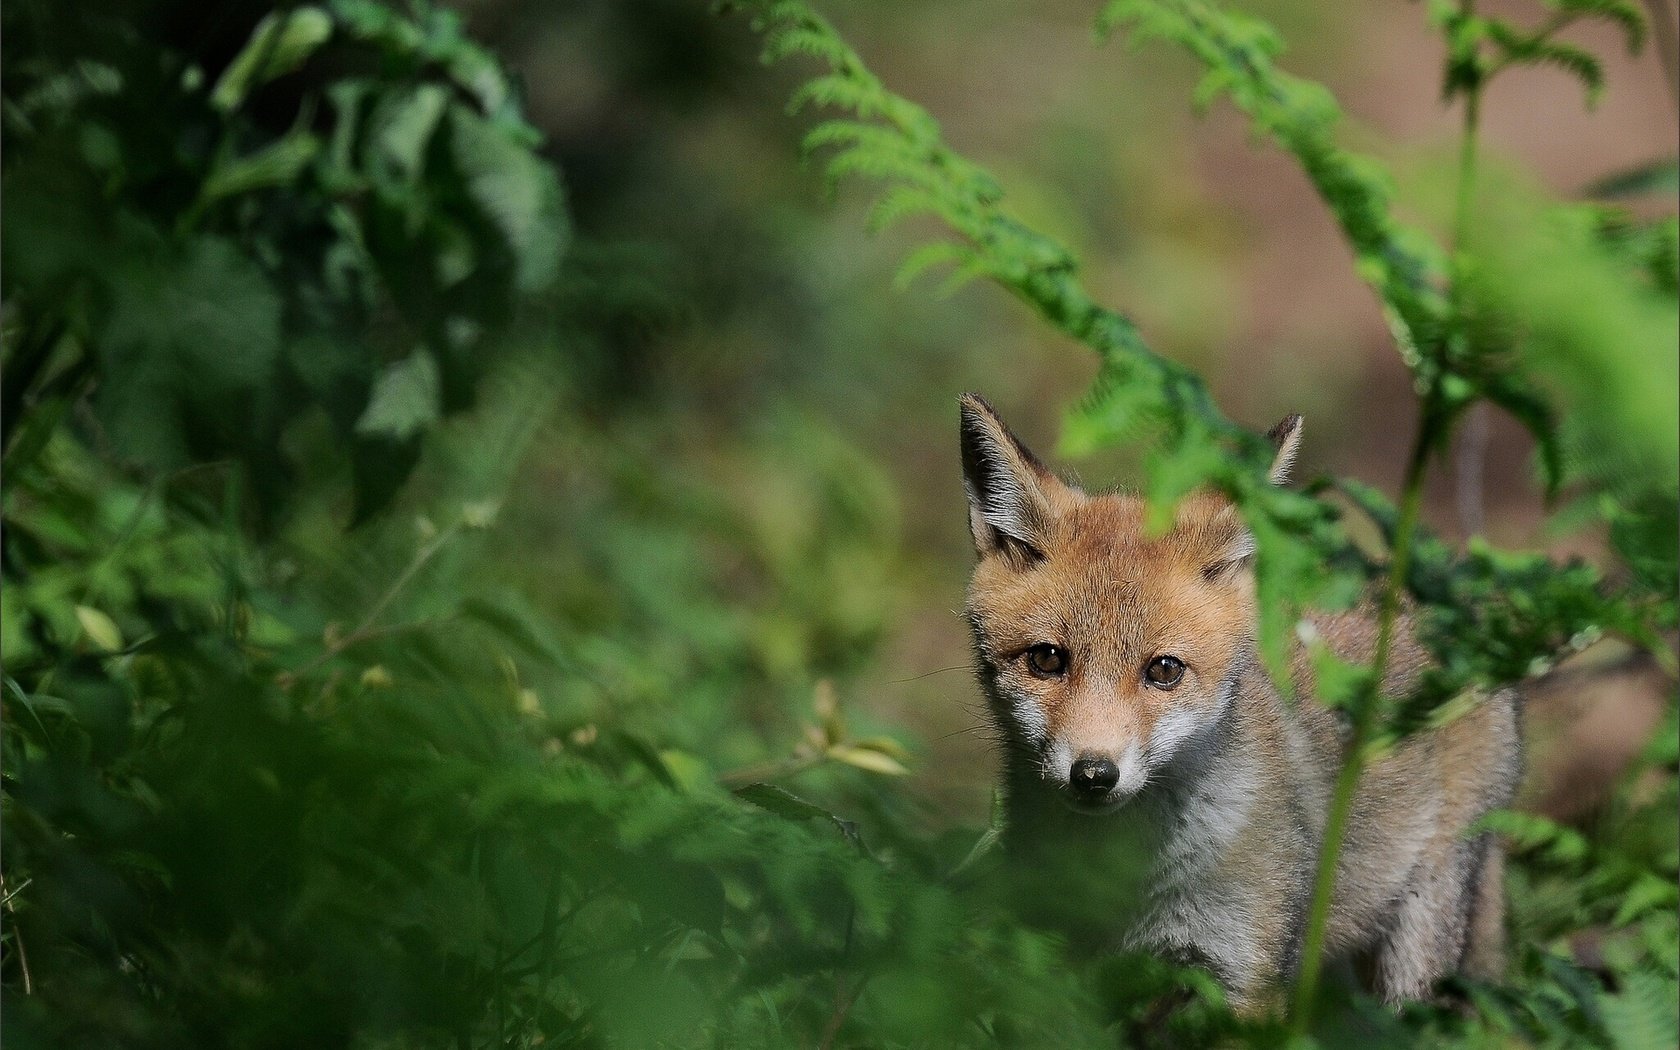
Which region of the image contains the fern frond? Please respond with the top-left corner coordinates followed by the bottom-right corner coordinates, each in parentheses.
top-left (800, 118), bottom-right (880, 151)
top-left (822, 143), bottom-right (944, 191)
top-left (1477, 809), bottom-right (1592, 866)
top-left (1528, 40), bottom-right (1607, 104)
top-left (1599, 972), bottom-right (1680, 1050)
top-left (731, 0), bottom-right (1222, 426)
top-left (1098, 0), bottom-right (1453, 383)
top-left (787, 72), bottom-right (882, 117)
top-left (1550, 0), bottom-right (1646, 53)
top-left (759, 21), bottom-right (850, 66)
top-left (1487, 20), bottom-right (1607, 106)
top-left (868, 185), bottom-right (952, 233)
top-left (892, 241), bottom-right (971, 289)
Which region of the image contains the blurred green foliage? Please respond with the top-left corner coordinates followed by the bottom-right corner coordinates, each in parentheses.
top-left (3, 0), bottom-right (1676, 1048)
top-left (3, 0), bottom-right (568, 521)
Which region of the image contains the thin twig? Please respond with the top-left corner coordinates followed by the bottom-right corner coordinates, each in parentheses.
top-left (817, 908), bottom-right (861, 1050)
top-left (280, 523), bottom-right (460, 684)
top-left (717, 754), bottom-right (824, 789)
top-left (1, 874), bottom-right (34, 995)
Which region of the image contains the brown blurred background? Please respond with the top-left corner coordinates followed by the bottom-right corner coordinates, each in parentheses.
top-left (453, 0), bottom-right (1678, 826)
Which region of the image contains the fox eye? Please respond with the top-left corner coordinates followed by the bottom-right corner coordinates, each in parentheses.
top-left (1024, 643), bottom-right (1068, 678)
top-left (1144, 655), bottom-right (1186, 689)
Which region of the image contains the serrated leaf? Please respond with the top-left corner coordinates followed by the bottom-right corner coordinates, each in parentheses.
top-left (733, 782), bottom-right (837, 822)
top-left (447, 104), bottom-right (568, 292)
top-left (97, 236), bottom-right (284, 470)
top-left (1600, 971), bottom-right (1680, 1050)
top-left (1612, 872), bottom-right (1679, 926)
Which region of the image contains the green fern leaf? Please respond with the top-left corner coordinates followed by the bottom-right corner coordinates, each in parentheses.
top-left (867, 185), bottom-right (951, 233)
top-left (1551, 0), bottom-right (1646, 53)
top-left (1599, 971), bottom-right (1680, 1050)
top-left (891, 241), bottom-right (971, 289)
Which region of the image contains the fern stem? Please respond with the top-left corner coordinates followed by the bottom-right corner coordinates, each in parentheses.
top-left (1451, 0), bottom-right (1482, 268)
top-left (1451, 0), bottom-right (1486, 538)
top-left (1288, 410), bottom-right (1434, 1032)
top-left (1293, 0), bottom-right (1482, 1022)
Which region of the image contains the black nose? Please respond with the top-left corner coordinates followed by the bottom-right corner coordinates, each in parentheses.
top-left (1070, 755), bottom-right (1120, 797)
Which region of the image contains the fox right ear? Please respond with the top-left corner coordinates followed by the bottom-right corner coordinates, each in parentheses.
top-left (1267, 414), bottom-right (1303, 485)
top-left (959, 393), bottom-right (1057, 565)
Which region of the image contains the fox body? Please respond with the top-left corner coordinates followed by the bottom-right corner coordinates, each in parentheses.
top-left (958, 394), bottom-right (1520, 1010)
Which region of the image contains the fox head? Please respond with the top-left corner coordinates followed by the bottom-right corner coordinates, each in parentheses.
top-left (959, 393), bottom-right (1301, 814)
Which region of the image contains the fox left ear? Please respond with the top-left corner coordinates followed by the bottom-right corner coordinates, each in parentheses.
top-left (1202, 508), bottom-right (1258, 583)
top-left (1267, 414), bottom-right (1303, 486)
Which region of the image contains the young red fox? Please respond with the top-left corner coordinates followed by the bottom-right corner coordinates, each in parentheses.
top-left (959, 393), bottom-right (1521, 1011)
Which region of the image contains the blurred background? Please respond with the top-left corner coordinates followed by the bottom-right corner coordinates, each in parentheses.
top-left (431, 0), bottom-right (1678, 822)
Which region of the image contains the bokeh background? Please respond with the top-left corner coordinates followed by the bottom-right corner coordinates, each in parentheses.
top-left (441, 0), bottom-right (1678, 823)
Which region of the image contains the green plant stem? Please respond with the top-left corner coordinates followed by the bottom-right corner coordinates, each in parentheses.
top-left (1294, 2), bottom-right (1486, 1027)
top-left (718, 753), bottom-right (825, 788)
top-left (279, 521), bottom-right (460, 685)
top-left (1452, 30), bottom-right (1482, 265)
top-left (1289, 416), bottom-right (1434, 1032)
top-left (1451, 0), bottom-right (1485, 536)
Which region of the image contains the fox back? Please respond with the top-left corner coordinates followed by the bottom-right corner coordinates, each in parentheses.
top-left (958, 393), bottom-right (1520, 1011)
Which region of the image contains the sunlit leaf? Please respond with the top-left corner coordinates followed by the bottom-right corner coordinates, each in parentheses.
top-left (210, 7), bottom-right (334, 112)
top-left (74, 605), bottom-right (123, 653)
top-left (355, 352), bottom-right (441, 441)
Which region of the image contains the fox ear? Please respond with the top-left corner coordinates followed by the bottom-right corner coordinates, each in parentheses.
top-left (1267, 414), bottom-right (1303, 485)
top-left (959, 393), bottom-right (1058, 564)
top-left (1201, 506), bottom-right (1258, 583)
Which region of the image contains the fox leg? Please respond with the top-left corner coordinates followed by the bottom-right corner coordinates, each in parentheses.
top-left (1458, 841), bottom-right (1506, 982)
top-left (1370, 833), bottom-right (1491, 1003)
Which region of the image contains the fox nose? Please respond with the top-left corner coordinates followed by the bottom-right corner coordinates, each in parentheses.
top-left (1070, 755), bottom-right (1120, 798)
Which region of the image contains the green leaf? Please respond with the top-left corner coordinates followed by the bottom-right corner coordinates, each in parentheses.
top-left (1588, 158), bottom-right (1680, 200)
top-left (733, 783), bottom-right (838, 822)
top-left (355, 353), bottom-right (441, 441)
top-left (446, 104), bottom-right (568, 293)
top-left (210, 7), bottom-right (334, 112)
top-left (1600, 972), bottom-right (1680, 1050)
top-left (826, 744), bottom-right (909, 776)
top-left (366, 84), bottom-right (450, 181)
top-left (97, 236), bottom-right (284, 469)
top-left (1612, 872), bottom-right (1679, 926)
top-left (74, 605), bottom-right (124, 653)
top-left (201, 128), bottom-right (323, 202)
top-left (848, 736), bottom-right (910, 761)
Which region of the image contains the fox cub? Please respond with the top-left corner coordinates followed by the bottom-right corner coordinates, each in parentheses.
top-left (959, 393), bottom-right (1521, 1011)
